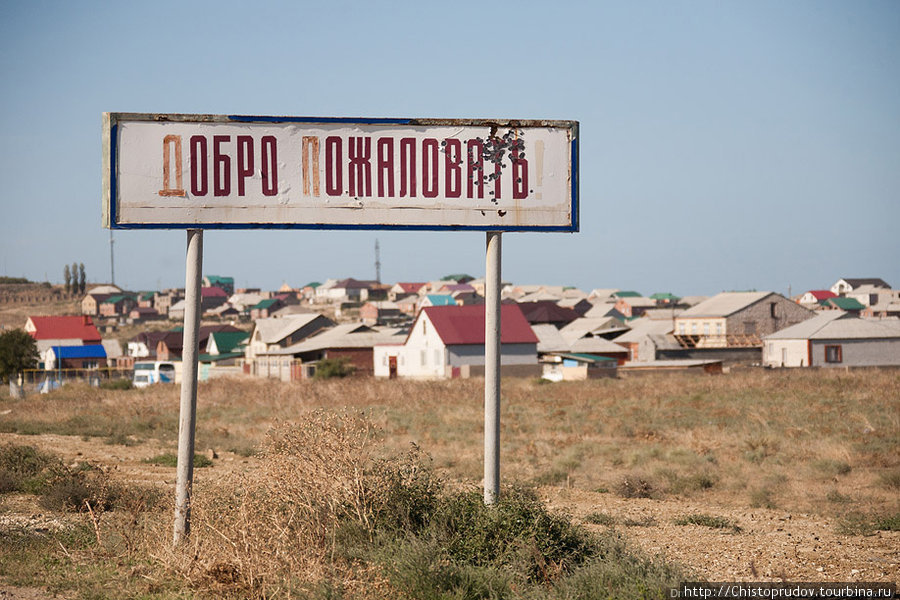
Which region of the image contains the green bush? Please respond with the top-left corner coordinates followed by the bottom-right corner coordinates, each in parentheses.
top-left (312, 357), bottom-right (354, 379)
top-left (143, 452), bottom-right (213, 468)
top-left (0, 444), bottom-right (61, 494)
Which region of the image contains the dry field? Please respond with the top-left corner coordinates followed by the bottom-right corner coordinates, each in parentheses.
top-left (0, 368), bottom-right (897, 598)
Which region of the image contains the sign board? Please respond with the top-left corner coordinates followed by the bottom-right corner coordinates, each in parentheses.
top-left (103, 113), bottom-right (578, 231)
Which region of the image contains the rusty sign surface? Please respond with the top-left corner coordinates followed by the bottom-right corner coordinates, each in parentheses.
top-left (103, 113), bottom-right (578, 231)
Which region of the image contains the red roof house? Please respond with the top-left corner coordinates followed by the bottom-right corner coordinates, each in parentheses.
top-left (374, 304), bottom-right (539, 379)
top-left (24, 316), bottom-right (102, 352)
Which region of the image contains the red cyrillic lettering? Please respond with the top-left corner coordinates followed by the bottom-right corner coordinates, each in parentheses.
top-left (261, 136), bottom-right (278, 196)
top-left (325, 136), bottom-right (343, 196)
top-left (512, 144), bottom-right (528, 200)
top-left (422, 138), bottom-right (439, 198)
top-left (190, 135), bottom-right (208, 196)
top-left (444, 139), bottom-right (461, 198)
top-left (159, 135), bottom-right (185, 197)
top-left (466, 139), bottom-right (483, 199)
top-left (213, 135), bottom-right (231, 197)
top-left (348, 137), bottom-right (372, 197)
top-left (236, 136), bottom-right (253, 196)
top-left (377, 138), bottom-right (394, 197)
top-left (399, 138), bottom-right (416, 197)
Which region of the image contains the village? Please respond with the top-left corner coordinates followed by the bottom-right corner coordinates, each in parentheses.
top-left (8, 274), bottom-right (900, 391)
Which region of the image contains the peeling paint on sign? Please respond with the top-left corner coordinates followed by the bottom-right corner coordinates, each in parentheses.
top-left (103, 114), bottom-right (578, 231)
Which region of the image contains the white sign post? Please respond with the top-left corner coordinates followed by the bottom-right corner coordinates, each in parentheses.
top-left (103, 113), bottom-right (578, 539)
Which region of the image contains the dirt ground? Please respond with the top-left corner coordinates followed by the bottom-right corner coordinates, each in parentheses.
top-left (1, 431), bottom-right (897, 597)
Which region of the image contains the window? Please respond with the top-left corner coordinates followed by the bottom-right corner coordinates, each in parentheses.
top-left (691, 322), bottom-right (698, 334)
top-left (743, 321), bottom-right (757, 335)
top-left (420, 350), bottom-right (426, 366)
top-left (770, 302), bottom-right (777, 318)
top-left (825, 345), bottom-right (842, 363)
top-left (703, 322), bottom-right (710, 335)
top-left (715, 322), bottom-right (723, 335)
top-left (678, 322), bottom-right (686, 335)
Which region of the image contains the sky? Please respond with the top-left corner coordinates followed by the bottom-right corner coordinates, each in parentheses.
top-left (1, 1), bottom-right (898, 298)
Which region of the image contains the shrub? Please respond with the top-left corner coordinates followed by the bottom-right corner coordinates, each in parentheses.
top-left (674, 513), bottom-right (741, 532)
top-left (0, 444), bottom-right (61, 494)
top-left (584, 512), bottom-right (617, 526)
top-left (143, 453), bottom-right (213, 468)
top-left (615, 474), bottom-right (655, 499)
top-left (313, 357), bottom-right (354, 379)
top-left (99, 378), bottom-right (132, 391)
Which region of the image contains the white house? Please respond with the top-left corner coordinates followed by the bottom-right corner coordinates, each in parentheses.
top-left (763, 312), bottom-right (900, 368)
top-left (374, 304), bottom-right (539, 379)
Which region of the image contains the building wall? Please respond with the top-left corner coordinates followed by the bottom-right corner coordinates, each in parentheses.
top-left (725, 295), bottom-right (813, 337)
top-left (447, 343), bottom-right (537, 367)
top-left (810, 339), bottom-right (900, 368)
top-left (763, 339), bottom-right (810, 367)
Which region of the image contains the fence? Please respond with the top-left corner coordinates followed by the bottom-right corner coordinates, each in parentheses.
top-left (19, 367), bottom-right (132, 393)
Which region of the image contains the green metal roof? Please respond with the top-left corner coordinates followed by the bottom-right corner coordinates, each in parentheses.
top-left (614, 291), bottom-right (642, 298)
top-left (557, 353), bottom-right (618, 363)
top-left (252, 299), bottom-right (280, 310)
top-left (208, 331), bottom-right (250, 354)
top-left (650, 292), bottom-right (680, 301)
top-left (822, 297), bottom-right (865, 310)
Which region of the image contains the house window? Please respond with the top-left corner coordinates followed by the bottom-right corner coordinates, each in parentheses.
top-left (678, 322), bottom-right (686, 335)
top-left (825, 345), bottom-right (842, 363)
top-left (420, 350), bottom-right (426, 366)
top-left (770, 302), bottom-right (777, 318)
top-left (703, 322), bottom-right (710, 335)
top-left (434, 349), bottom-right (440, 366)
top-left (743, 321), bottom-right (757, 335)
top-left (691, 322), bottom-right (698, 334)
top-left (715, 322), bottom-right (723, 335)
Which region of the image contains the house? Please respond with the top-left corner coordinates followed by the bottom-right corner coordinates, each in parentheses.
top-left (389, 282), bottom-right (426, 301)
top-left (316, 278), bottom-right (379, 303)
top-left (269, 323), bottom-right (406, 379)
top-left (541, 353), bottom-right (618, 382)
top-left (420, 294), bottom-right (456, 309)
top-left (830, 278), bottom-right (891, 296)
top-left (24, 315), bottom-right (102, 354)
top-left (99, 294), bottom-right (136, 317)
top-left (763, 312), bottom-right (900, 368)
top-left (798, 290), bottom-right (836, 306)
top-left (228, 292), bottom-right (266, 312)
top-left (245, 313), bottom-right (335, 372)
top-left (517, 301), bottom-right (580, 329)
top-left (845, 285), bottom-right (899, 309)
top-left (156, 325), bottom-right (244, 361)
top-left (820, 297), bottom-right (865, 315)
top-left (554, 318), bottom-right (630, 364)
top-left (154, 289), bottom-right (183, 316)
top-left (249, 298), bottom-right (285, 320)
top-left (650, 292), bottom-right (681, 305)
top-left (203, 275), bottom-right (235, 296)
top-left (128, 307), bottom-right (162, 322)
top-left (201, 287), bottom-right (229, 311)
top-left (612, 318), bottom-right (678, 362)
top-left (374, 304), bottom-right (539, 379)
top-left (128, 330), bottom-right (172, 358)
top-left (673, 292), bottom-right (815, 348)
top-left (360, 301), bottom-right (404, 326)
top-left (199, 331), bottom-right (250, 365)
top-left (42, 344), bottom-right (107, 370)
top-left (81, 292), bottom-right (112, 316)
top-left (557, 297), bottom-right (593, 316)
top-left (613, 296), bottom-right (658, 318)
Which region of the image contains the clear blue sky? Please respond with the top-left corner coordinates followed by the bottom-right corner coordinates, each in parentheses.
top-left (1, 1), bottom-right (898, 297)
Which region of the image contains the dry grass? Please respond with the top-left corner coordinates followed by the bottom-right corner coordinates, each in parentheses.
top-left (2, 368), bottom-right (898, 518)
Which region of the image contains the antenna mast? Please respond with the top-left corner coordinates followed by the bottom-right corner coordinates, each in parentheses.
top-left (109, 230), bottom-right (116, 285)
top-left (374, 239), bottom-right (382, 283)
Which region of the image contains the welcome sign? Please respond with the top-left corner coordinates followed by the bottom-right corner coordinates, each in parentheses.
top-left (103, 113), bottom-right (578, 231)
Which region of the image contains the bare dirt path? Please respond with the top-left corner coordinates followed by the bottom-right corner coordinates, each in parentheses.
top-left (543, 487), bottom-right (899, 583)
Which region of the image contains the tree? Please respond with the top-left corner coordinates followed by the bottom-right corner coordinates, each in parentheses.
top-left (63, 265), bottom-right (71, 295)
top-left (0, 329), bottom-right (38, 384)
top-left (78, 263), bottom-right (86, 295)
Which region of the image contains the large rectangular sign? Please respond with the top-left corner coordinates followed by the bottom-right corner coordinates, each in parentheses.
top-left (103, 113), bottom-right (578, 231)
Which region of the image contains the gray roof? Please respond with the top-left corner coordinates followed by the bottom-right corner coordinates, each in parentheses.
top-left (560, 317), bottom-right (629, 343)
top-left (764, 313), bottom-right (900, 340)
top-left (533, 322), bottom-right (628, 355)
top-left (254, 313), bottom-right (327, 344)
top-left (613, 318), bottom-right (673, 343)
top-left (678, 292), bottom-right (772, 318)
top-left (531, 324), bottom-right (570, 353)
top-left (275, 323), bottom-right (405, 354)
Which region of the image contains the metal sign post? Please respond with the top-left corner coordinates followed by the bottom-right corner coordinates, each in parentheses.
top-left (173, 229), bottom-right (203, 545)
top-left (483, 231), bottom-right (502, 504)
top-left (103, 113), bottom-right (578, 536)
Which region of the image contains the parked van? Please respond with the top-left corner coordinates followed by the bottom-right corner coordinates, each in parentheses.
top-left (133, 361), bottom-right (178, 388)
